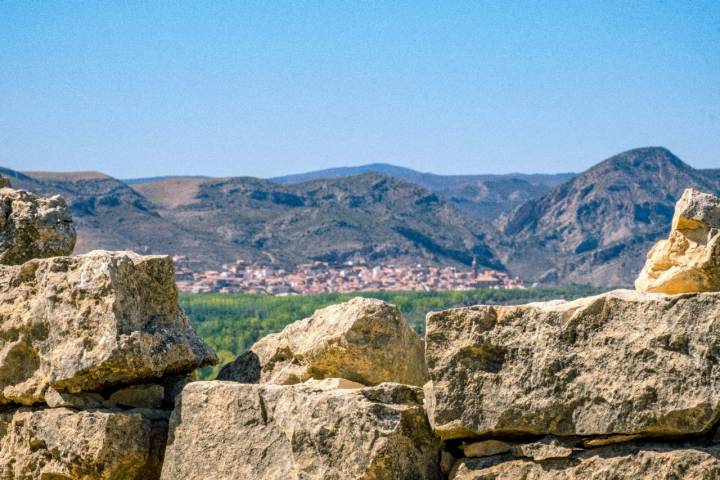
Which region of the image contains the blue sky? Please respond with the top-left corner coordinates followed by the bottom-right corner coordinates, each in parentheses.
top-left (1, 1), bottom-right (718, 178)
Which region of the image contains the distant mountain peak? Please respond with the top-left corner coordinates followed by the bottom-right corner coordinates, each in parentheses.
top-left (498, 146), bottom-right (720, 286)
top-left (594, 146), bottom-right (687, 172)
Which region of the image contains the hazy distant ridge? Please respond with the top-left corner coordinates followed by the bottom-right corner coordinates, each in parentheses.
top-left (273, 163), bottom-right (575, 220)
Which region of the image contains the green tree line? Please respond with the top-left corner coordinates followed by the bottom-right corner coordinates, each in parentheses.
top-left (181, 285), bottom-right (607, 378)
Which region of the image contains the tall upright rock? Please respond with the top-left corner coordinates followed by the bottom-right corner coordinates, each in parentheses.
top-left (0, 187), bottom-right (76, 265)
top-left (636, 188), bottom-right (720, 294)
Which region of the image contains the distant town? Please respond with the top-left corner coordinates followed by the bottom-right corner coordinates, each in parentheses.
top-left (174, 257), bottom-right (525, 294)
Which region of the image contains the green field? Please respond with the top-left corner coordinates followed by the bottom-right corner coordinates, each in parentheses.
top-left (181, 285), bottom-right (607, 378)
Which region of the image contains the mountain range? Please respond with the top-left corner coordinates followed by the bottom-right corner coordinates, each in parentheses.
top-left (3, 146), bottom-right (718, 286)
top-left (132, 173), bottom-right (502, 270)
top-left (273, 164), bottom-right (574, 220)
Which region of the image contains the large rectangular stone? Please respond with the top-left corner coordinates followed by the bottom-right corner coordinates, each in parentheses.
top-left (425, 290), bottom-right (720, 439)
top-left (0, 407), bottom-right (167, 479)
top-left (450, 441), bottom-right (720, 479)
top-left (161, 379), bottom-right (441, 480)
top-left (0, 251), bottom-right (216, 405)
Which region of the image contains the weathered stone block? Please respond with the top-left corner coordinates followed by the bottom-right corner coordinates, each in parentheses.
top-left (450, 442), bottom-right (720, 479)
top-left (218, 297), bottom-right (426, 386)
top-left (0, 250), bottom-right (216, 405)
top-left (161, 379), bottom-right (441, 480)
top-left (425, 290), bottom-right (720, 439)
top-left (0, 407), bottom-right (167, 480)
top-left (0, 188), bottom-right (75, 265)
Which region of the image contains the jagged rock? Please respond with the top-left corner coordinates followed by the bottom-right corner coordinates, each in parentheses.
top-left (161, 379), bottom-right (441, 480)
top-left (0, 188), bottom-right (76, 265)
top-left (217, 297), bottom-right (426, 386)
top-left (0, 406), bottom-right (167, 479)
top-left (636, 188), bottom-right (720, 294)
top-left (449, 441), bottom-right (720, 479)
top-left (424, 289), bottom-right (720, 439)
top-left (461, 440), bottom-right (512, 458)
top-left (0, 250), bottom-right (216, 405)
top-left (510, 436), bottom-right (576, 461)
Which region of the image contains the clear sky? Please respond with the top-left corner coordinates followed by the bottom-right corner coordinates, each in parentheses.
top-left (1, 1), bottom-right (718, 178)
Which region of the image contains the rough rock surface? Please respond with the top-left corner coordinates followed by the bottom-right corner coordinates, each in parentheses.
top-left (510, 436), bottom-right (576, 461)
top-left (450, 441), bottom-right (720, 479)
top-left (636, 188), bottom-right (720, 294)
top-left (425, 289), bottom-right (720, 439)
top-left (218, 297), bottom-right (426, 386)
top-left (108, 384), bottom-right (165, 409)
top-left (583, 434), bottom-right (643, 447)
top-left (0, 250), bottom-right (216, 405)
top-left (44, 388), bottom-right (106, 409)
top-left (0, 187), bottom-right (76, 265)
top-left (0, 406), bottom-right (167, 479)
top-left (461, 440), bottom-right (511, 458)
top-left (161, 379), bottom-right (441, 480)
top-left (41, 373), bottom-right (199, 411)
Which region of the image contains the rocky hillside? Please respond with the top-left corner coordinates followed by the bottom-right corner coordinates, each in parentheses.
top-left (273, 163), bottom-right (574, 220)
top-left (137, 173), bottom-right (502, 269)
top-left (4, 177), bottom-right (720, 478)
top-left (4, 168), bottom-right (502, 271)
top-left (497, 147), bottom-right (720, 285)
top-left (0, 168), bottom-right (200, 257)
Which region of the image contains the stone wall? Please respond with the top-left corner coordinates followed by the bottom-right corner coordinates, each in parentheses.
top-left (4, 184), bottom-right (720, 479)
top-left (0, 183), bottom-right (215, 479)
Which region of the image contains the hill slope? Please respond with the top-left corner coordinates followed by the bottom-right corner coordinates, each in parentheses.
top-left (122, 175), bottom-right (208, 185)
top-left (497, 147), bottom-right (720, 285)
top-left (5, 168), bottom-right (503, 271)
top-left (143, 173), bottom-right (503, 269)
top-left (2, 168), bottom-right (203, 256)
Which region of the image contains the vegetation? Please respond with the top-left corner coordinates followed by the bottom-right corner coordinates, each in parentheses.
top-left (182, 285), bottom-right (608, 378)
